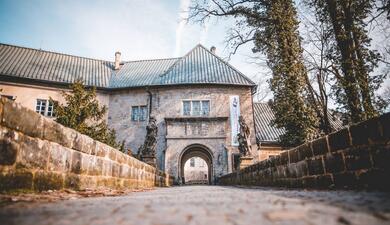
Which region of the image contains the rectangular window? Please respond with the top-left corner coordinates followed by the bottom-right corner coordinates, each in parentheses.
top-left (201, 100), bottom-right (210, 116)
top-left (183, 101), bottom-right (191, 116)
top-left (35, 99), bottom-right (55, 117)
top-left (192, 101), bottom-right (201, 116)
top-left (182, 100), bottom-right (210, 116)
top-left (190, 158), bottom-right (195, 167)
top-left (132, 105), bottom-right (148, 122)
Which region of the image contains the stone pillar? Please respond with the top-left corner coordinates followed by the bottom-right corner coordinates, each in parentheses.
top-left (239, 156), bottom-right (253, 170)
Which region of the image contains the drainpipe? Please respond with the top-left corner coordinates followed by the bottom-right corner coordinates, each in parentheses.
top-left (146, 88), bottom-right (152, 118)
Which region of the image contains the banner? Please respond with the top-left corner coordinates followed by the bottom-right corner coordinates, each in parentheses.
top-left (229, 95), bottom-right (240, 146)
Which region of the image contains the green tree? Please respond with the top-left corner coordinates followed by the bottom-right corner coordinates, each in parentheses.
top-left (51, 81), bottom-right (119, 148)
top-left (190, 0), bottom-right (318, 146)
top-left (308, 0), bottom-right (387, 123)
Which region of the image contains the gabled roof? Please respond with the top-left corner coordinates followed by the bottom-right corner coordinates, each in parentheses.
top-left (253, 102), bottom-right (285, 143)
top-left (0, 43), bottom-right (256, 89)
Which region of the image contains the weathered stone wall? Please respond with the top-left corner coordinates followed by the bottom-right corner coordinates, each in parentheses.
top-left (108, 85), bottom-right (256, 183)
top-left (219, 113), bottom-right (390, 190)
top-left (0, 98), bottom-right (173, 192)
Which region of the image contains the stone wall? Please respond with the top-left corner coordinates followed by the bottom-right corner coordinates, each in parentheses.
top-left (0, 98), bottom-right (173, 192)
top-left (219, 113), bottom-right (390, 190)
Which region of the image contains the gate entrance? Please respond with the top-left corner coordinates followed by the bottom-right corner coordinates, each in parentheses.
top-left (178, 144), bottom-right (213, 184)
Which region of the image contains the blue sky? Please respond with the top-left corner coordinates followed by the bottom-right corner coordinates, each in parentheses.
top-left (0, 0), bottom-right (264, 87)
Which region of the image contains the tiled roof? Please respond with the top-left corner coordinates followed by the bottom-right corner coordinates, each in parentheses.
top-left (0, 43), bottom-right (255, 88)
top-left (253, 102), bottom-right (285, 143)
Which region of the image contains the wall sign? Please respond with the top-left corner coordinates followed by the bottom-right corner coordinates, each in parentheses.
top-left (229, 95), bottom-right (240, 146)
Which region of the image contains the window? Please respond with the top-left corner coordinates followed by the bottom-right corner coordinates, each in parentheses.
top-left (132, 105), bottom-right (148, 121)
top-left (35, 99), bottom-right (55, 117)
top-left (182, 100), bottom-right (210, 116)
top-left (190, 158), bottom-right (195, 167)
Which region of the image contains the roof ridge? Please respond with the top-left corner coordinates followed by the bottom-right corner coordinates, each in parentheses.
top-left (0, 42), bottom-right (113, 63)
top-left (123, 57), bottom-right (181, 63)
top-left (196, 44), bottom-right (256, 86)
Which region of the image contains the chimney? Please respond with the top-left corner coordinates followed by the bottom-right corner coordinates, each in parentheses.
top-left (210, 46), bottom-right (216, 54)
top-left (115, 51), bottom-right (121, 70)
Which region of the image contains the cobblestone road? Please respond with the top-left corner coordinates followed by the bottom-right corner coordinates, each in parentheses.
top-left (1, 186), bottom-right (390, 225)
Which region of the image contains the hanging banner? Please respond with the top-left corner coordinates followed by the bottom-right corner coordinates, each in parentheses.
top-left (229, 95), bottom-right (240, 146)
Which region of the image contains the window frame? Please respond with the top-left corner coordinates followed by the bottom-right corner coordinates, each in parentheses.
top-left (35, 99), bottom-right (55, 117)
top-left (182, 99), bottom-right (210, 116)
top-left (131, 105), bottom-right (148, 122)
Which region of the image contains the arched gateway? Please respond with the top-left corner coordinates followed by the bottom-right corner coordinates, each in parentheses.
top-left (178, 144), bottom-right (213, 184)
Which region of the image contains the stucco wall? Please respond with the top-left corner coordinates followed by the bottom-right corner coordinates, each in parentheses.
top-left (0, 82), bottom-right (110, 119)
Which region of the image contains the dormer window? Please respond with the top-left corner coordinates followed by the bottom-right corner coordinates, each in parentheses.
top-left (183, 100), bottom-right (210, 116)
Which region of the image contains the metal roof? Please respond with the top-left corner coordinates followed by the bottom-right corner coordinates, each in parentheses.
top-left (0, 43), bottom-right (256, 89)
top-left (253, 102), bottom-right (285, 143)
top-left (253, 102), bottom-right (345, 143)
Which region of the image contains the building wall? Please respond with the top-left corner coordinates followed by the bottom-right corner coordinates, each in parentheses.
top-left (1, 82), bottom-right (257, 182)
top-left (183, 157), bottom-right (208, 183)
top-left (107, 85), bottom-right (256, 182)
top-left (0, 82), bottom-right (110, 120)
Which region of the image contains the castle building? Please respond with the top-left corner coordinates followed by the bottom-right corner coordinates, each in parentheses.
top-left (0, 43), bottom-right (285, 184)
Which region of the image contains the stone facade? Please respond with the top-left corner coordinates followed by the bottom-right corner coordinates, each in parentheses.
top-left (219, 112), bottom-right (390, 190)
top-left (183, 157), bottom-right (208, 184)
top-left (0, 98), bottom-right (173, 192)
top-left (1, 82), bottom-right (258, 184)
top-left (107, 85), bottom-right (257, 184)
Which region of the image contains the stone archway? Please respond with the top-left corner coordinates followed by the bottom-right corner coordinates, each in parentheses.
top-left (178, 144), bottom-right (213, 185)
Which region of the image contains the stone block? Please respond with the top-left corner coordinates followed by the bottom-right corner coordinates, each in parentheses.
top-left (95, 141), bottom-right (108, 157)
top-left (279, 151), bottom-right (289, 165)
top-left (17, 135), bottom-right (49, 170)
top-left (64, 174), bottom-right (81, 190)
top-left (2, 100), bottom-right (44, 138)
top-left (288, 148), bottom-right (300, 163)
top-left (42, 119), bottom-right (77, 149)
top-left (0, 129), bottom-right (19, 165)
top-left (328, 128), bottom-right (351, 152)
top-left (108, 148), bottom-right (117, 161)
top-left (324, 152), bottom-right (345, 173)
top-left (120, 164), bottom-right (130, 178)
top-left (0, 170), bottom-right (33, 192)
top-left (33, 171), bottom-right (64, 191)
top-left (307, 157), bottom-right (324, 175)
top-left (370, 144), bottom-right (390, 170)
top-left (379, 113), bottom-right (390, 140)
top-left (102, 159), bottom-right (112, 177)
top-left (88, 158), bottom-right (103, 176)
top-left (71, 151), bottom-right (82, 174)
top-left (116, 151), bottom-right (127, 164)
top-left (297, 143), bottom-right (313, 160)
top-left (356, 169), bottom-right (389, 190)
top-left (295, 160), bottom-right (308, 177)
top-left (343, 146), bottom-right (371, 171)
top-left (311, 137), bottom-right (329, 156)
top-left (333, 171), bottom-right (358, 189)
top-left (73, 133), bottom-right (94, 155)
top-left (48, 143), bottom-right (72, 172)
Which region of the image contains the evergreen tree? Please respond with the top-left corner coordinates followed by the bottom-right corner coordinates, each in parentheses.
top-left (51, 81), bottom-right (119, 148)
top-left (190, 0), bottom-right (318, 146)
top-left (308, 0), bottom-right (387, 123)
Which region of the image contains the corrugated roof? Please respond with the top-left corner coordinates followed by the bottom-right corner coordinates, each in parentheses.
top-left (0, 43), bottom-right (256, 88)
top-left (253, 102), bottom-right (285, 143)
top-left (0, 44), bottom-right (113, 87)
top-left (253, 102), bottom-right (345, 143)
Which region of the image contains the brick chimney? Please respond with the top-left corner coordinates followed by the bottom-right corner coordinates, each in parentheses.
top-left (210, 46), bottom-right (216, 54)
top-left (115, 51), bottom-right (121, 70)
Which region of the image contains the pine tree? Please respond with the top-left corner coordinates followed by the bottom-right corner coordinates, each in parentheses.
top-left (51, 81), bottom-right (119, 148)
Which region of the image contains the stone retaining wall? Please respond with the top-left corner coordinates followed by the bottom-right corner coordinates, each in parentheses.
top-left (0, 98), bottom-right (173, 192)
top-left (219, 113), bottom-right (390, 190)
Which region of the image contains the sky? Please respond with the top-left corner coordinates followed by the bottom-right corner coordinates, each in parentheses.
top-left (0, 0), bottom-right (265, 93)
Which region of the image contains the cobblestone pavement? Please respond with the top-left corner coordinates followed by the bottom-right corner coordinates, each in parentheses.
top-left (1, 186), bottom-right (390, 225)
